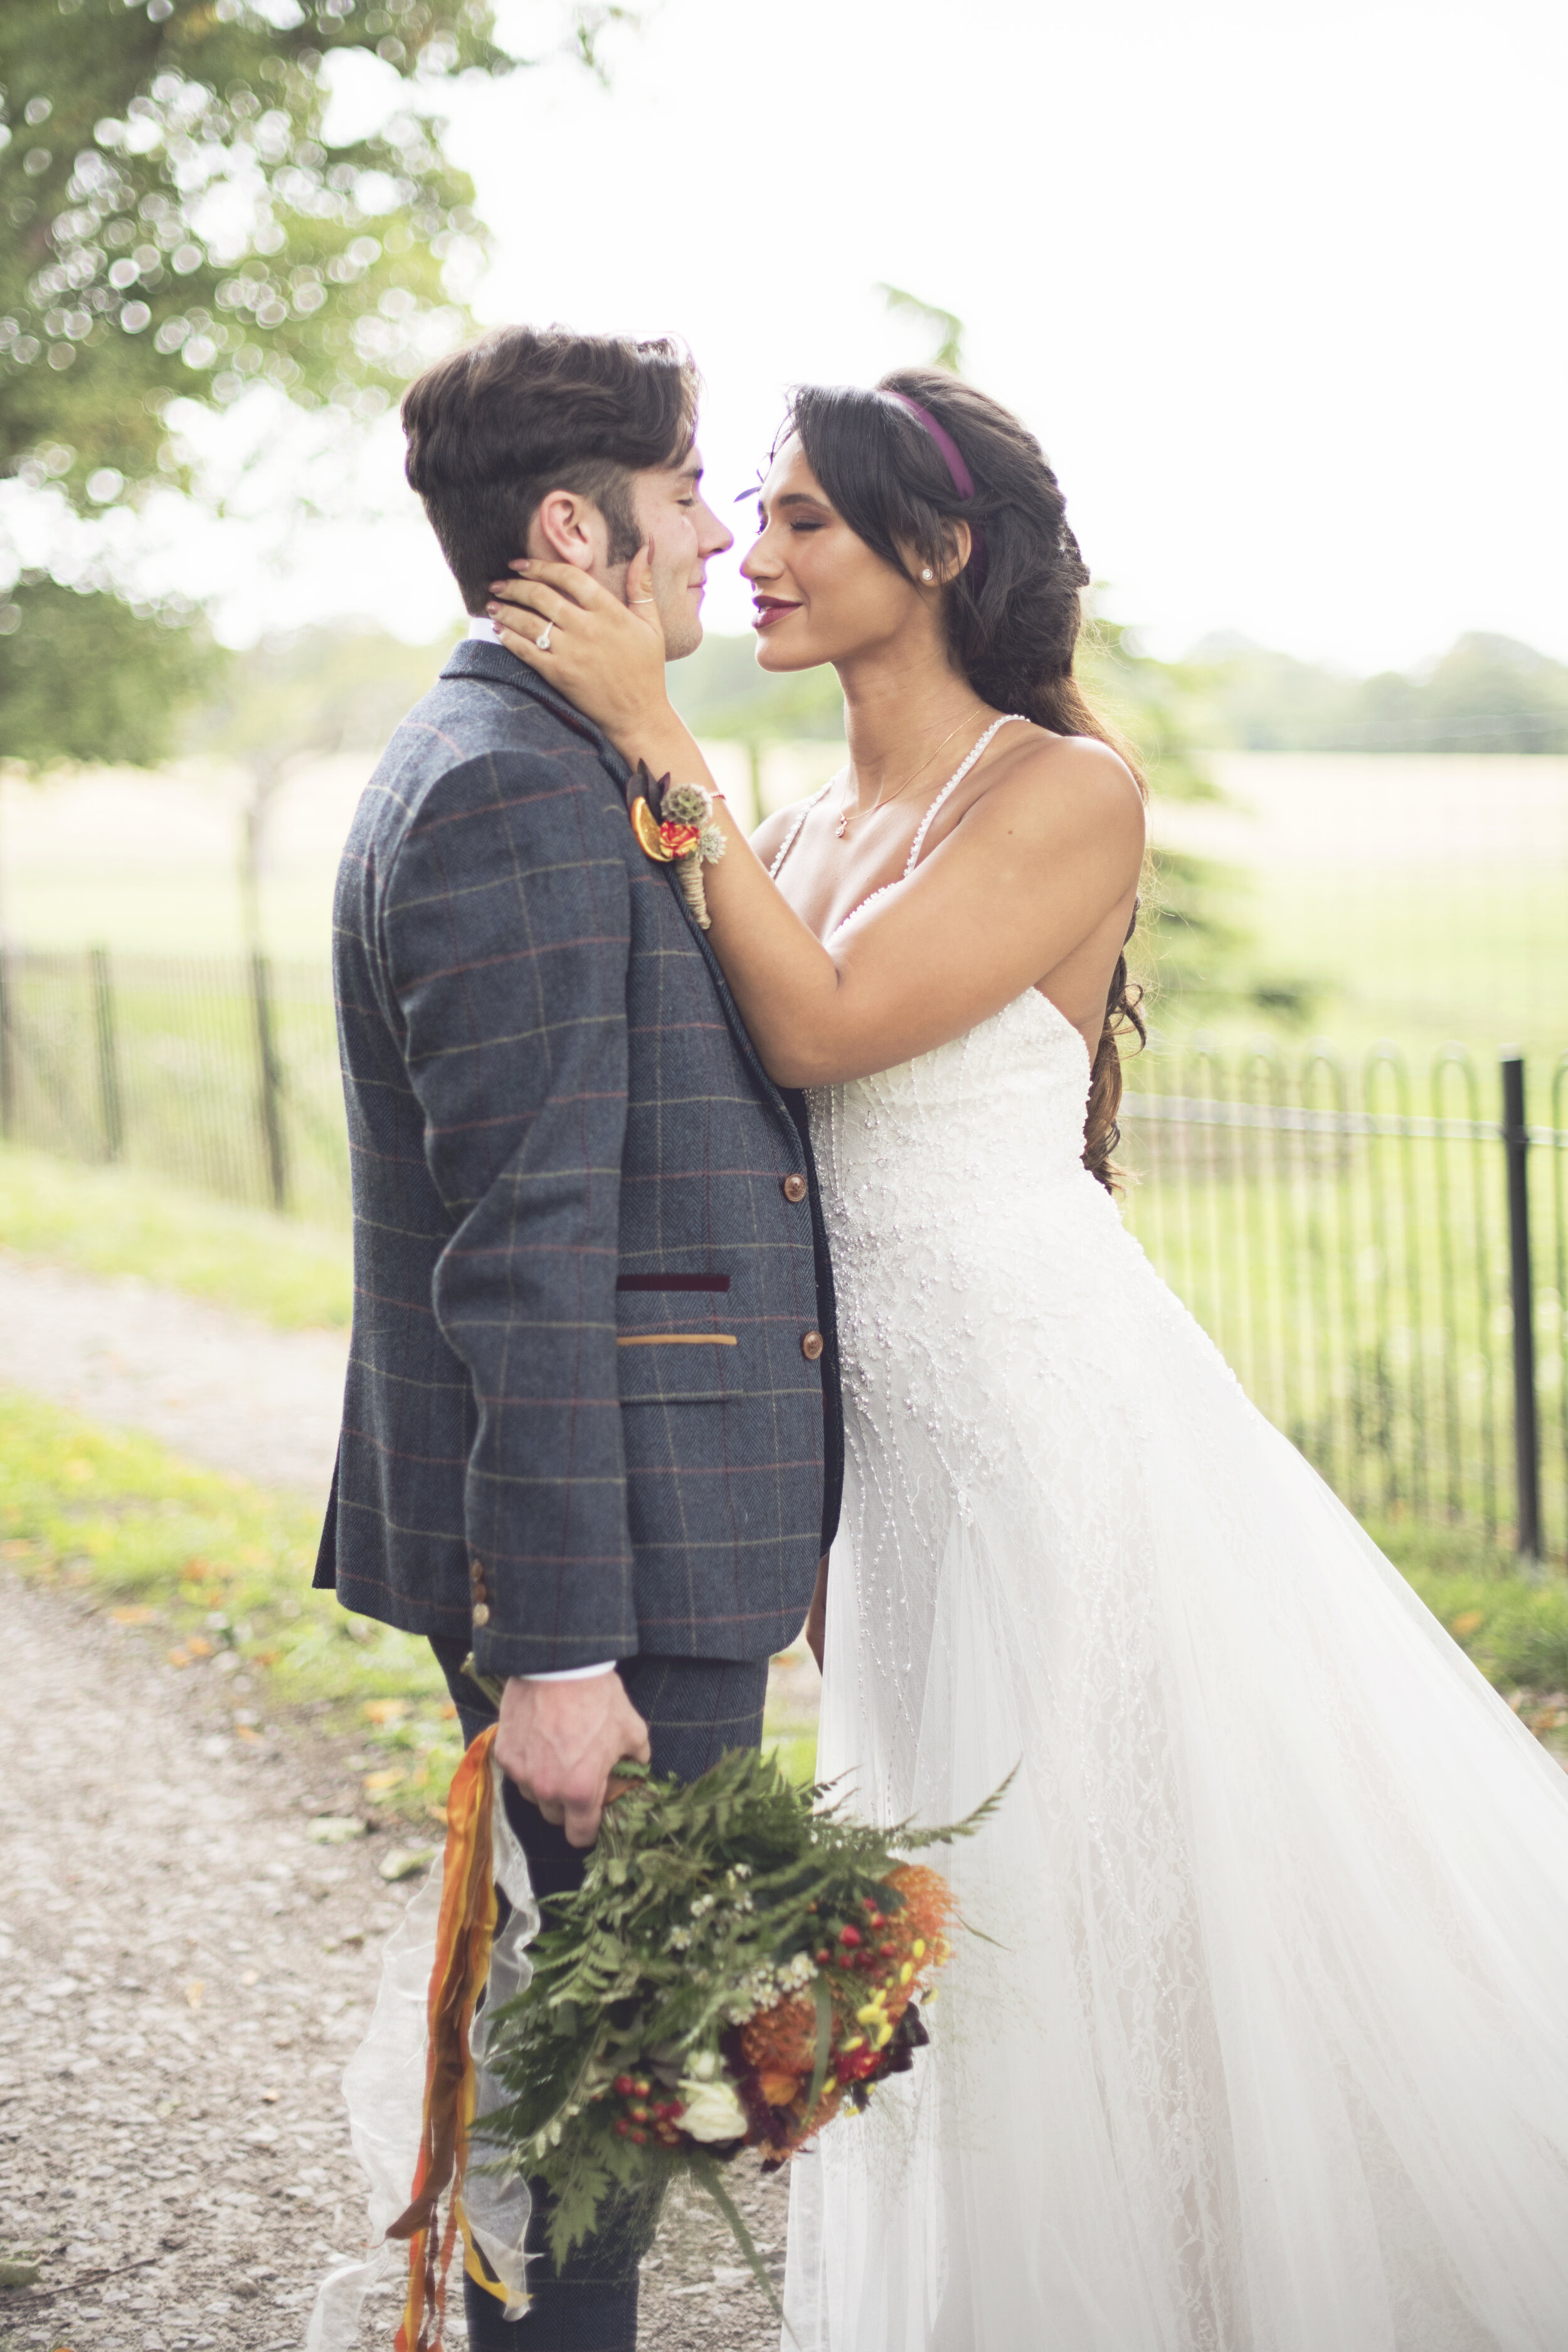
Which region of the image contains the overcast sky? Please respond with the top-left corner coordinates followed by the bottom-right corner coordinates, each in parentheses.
top-left (246, 0), bottom-right (1568, 669)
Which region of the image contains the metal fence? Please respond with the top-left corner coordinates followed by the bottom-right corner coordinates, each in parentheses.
top-left (1120, 1041), bottom-right (1568, 1562)
top-left (0, 948), bottom-right (347, 1228)
top-left (2, 949), bottom-right (1565, 1561)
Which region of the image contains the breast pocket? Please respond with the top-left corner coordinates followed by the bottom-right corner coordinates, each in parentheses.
top-left (615, 1274), bottom-right (739, 1406)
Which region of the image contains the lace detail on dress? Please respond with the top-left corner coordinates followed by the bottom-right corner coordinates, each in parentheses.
top-left (784, 982), bottom-right (1568, 2352)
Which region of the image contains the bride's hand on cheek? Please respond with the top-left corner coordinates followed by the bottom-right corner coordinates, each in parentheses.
top-left (485, 544), bottom-right (669, 750)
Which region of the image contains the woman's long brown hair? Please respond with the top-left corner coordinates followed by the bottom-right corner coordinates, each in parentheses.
top-left (788, 369), bottom-right (1147, 1190)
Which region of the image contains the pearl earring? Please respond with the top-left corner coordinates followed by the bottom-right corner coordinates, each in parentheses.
top-left (921, 567), bottom-right (935, 583)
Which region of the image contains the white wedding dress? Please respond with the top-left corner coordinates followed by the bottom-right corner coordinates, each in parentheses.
top-left (775, 741), bottom-right (1568, 2350)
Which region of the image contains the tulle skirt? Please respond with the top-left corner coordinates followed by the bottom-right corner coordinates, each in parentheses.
top-left (783, 1205), bottom-right (1568, 2351)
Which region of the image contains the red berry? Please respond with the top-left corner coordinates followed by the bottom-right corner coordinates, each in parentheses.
top-left (632, 2078), bottom-right (651, 2097)
top-left (613, 2075), bottom-right (634, 2097)
top-left (815, 1949), bottom-right (832, 1966)
top-left (615, 2118), bottom-right (631, 2137)
top-left (630, 2127), bottom-right (648, 2146)
top-left (839, 1926), bottom-right (862, 1948)
top-left (879, 1941), bottom-right (896, 1957)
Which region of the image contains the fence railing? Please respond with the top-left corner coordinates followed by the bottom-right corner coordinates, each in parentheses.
top-left (1120, 1039), bottom-right (1568, 1563)
top-left (0, 947), bottom-right (347, 1228)
top-left (1, 950), bottom-right (1564, 1562)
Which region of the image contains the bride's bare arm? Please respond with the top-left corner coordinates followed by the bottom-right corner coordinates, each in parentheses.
top-left (486, 560), bottom-right (1144, 1089)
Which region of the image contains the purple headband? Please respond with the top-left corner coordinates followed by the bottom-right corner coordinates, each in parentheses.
top-left (883, 389), bottom-right (988, 587)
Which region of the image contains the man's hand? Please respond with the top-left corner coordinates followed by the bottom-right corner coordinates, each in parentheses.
top-left (485, 548), bottom-right (669, 751)
top-left (494, 1671), bottom-right (652, 1849)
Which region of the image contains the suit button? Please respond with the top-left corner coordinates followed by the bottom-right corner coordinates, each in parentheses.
top-left (801, 1328), bottom-right (825, 1362)
top-left (782, 1173), bottom-right (807, 1203)
top-left (472, 1601), bottom-right (491, 1628)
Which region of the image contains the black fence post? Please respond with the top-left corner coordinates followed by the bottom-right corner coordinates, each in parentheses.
top-left (0, 947), bottom-right (13, 1141)
top-left (1501, 1053), bottom-right (1540, 1563)
top-left (251, 951), bottom-right (289, 1212)
top-left (90, 945), bottom-right (124, 1162)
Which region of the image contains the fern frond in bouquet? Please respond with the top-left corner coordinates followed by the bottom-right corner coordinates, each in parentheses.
top-left (476, 1744), bottom-right (1004, 2275)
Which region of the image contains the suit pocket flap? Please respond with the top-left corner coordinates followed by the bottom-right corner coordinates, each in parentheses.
top-left (616, 1326), bottom-right (739, 1405)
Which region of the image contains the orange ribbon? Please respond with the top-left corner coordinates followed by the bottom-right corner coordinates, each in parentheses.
top-left (388, 1725), bottom-right (501, 2352)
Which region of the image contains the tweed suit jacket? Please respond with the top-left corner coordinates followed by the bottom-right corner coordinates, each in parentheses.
top-left (314, 638), bottom-right (842, 1676)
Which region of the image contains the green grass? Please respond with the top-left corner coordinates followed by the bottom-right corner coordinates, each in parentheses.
top-left (0, 1389), bottom-right (461, 1822)
top-left (0, 1142), bottom-right (352, 1328)
top-left (1372, 1517), bottom-right (1568, 1748)
top-left (0, 1391), bottom-right (820, 1808)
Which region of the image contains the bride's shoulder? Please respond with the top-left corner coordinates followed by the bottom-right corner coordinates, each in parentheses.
top-left (979, 723), bottom-right (1145, 843)
top-left (751, 790), bottom-right (827, 864)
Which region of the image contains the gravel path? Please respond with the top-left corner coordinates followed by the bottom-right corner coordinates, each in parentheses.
top-left (0, 1572), bottom-right (787, 2352)
top-left (0, 1261), bottom-right (790, 2348)
top-left (0, 1256), bottom-right (347, 1498)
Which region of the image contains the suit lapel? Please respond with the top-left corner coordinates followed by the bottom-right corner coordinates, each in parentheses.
top-left (440, 640), bottom-right (792, 1120)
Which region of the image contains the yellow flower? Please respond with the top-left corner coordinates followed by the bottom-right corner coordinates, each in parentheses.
top-left (899, 1961), bottom-right (914, 1985)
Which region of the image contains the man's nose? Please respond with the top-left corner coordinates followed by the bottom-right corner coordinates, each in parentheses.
top-left (698, 499), bottom-right (734, 557)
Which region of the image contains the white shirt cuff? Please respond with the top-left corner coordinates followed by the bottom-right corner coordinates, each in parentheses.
top-left (466, 613), bottom-right (501, 642)
top-left (521, 1660), bottom-right (618, 1683)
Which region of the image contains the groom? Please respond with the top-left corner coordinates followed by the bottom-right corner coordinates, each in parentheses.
top-left (314, 324), bottom-right (842, 2348)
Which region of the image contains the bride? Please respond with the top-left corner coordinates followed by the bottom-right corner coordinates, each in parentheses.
top-left (487, 368), bottom-right (1568, 2351)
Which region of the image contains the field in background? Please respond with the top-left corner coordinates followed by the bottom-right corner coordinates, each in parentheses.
top-left (1150, 754), bottom-right (1568, 1062)
top-left (4, 748), bottom-right (1568, 1564)
top-left (6, 750), bottom-right (1565, 1071)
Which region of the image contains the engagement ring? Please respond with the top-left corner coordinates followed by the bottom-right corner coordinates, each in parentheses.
top-left (536, 623), bottom-right (553, 654)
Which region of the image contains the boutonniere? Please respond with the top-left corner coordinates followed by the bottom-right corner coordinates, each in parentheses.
top-left (628, 765), bottom-right (728, 930)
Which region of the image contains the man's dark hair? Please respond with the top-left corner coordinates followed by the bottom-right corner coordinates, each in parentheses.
top-left (401, 326), bottom-right (700, 613)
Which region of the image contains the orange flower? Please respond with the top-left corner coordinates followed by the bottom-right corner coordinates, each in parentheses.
top-left (757, 2070), bottom-right (801, 2109)
top-left (658, 820), bottom-right (701, 857)
top-left (738, 1993), bottom-right (817, 2079)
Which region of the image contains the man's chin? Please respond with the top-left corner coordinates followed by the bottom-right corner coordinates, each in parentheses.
top-left (662, 615), bottom-right (704, 662)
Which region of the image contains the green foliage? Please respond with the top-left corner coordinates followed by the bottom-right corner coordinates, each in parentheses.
top-left (0, 0), bottom-right (612, 770)
top-left (0, 575), bottom-right (221, 766)
top-left (0, 1387), bottom-right (465, 1816)
top-left (1079, 618), bottom-right (1325, 1027)
top-left (186, 613), bottom-right (450, 776)
top-left (0, 0), bottom-right (504, 501)
top-left (877, 284), bottom-right (965, 373)
top-left (481, 1745), bottom-right (999, 2264)
top-left (1372, 1518), bottom-right (1568, 1731)
top-left (668, 628), bottom-right (845, 747)
top-left (0, 1140), bottom-right (353, 1326)
top-left (1195, 631), bottom-right (1568, 754)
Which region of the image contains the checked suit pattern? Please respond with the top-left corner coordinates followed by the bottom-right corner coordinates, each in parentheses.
top-left (315, 637), bottom-right (842, 1678)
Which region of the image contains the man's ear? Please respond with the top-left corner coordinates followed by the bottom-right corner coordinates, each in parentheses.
top-left (531, 489), bottom-right (600, 571)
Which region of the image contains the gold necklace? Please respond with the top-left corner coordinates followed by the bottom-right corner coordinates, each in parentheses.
top-left (835, 716), bottom-right (978, 841)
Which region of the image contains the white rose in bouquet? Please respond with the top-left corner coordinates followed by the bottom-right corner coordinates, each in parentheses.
top-left (675, 2074), bottom-right (748, 2144)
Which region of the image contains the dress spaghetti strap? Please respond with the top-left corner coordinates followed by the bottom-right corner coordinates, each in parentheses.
top-left (902, 714), bottom-right (1026, 876)
top-left (768, 778), bottom-right (838, 881)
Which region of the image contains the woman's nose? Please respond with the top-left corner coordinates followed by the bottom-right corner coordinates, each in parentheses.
top-left (741, 536), bottom-right (776, 581)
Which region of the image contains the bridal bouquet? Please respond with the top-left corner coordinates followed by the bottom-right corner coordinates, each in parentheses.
top-left (477, 1745), bottom-right (990, 2269)
top-left (385, 1730), bottom-right (1000, 2343)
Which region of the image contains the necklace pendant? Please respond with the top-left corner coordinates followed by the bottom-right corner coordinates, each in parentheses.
top-left (835, 813), bottom-right (849, 839)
